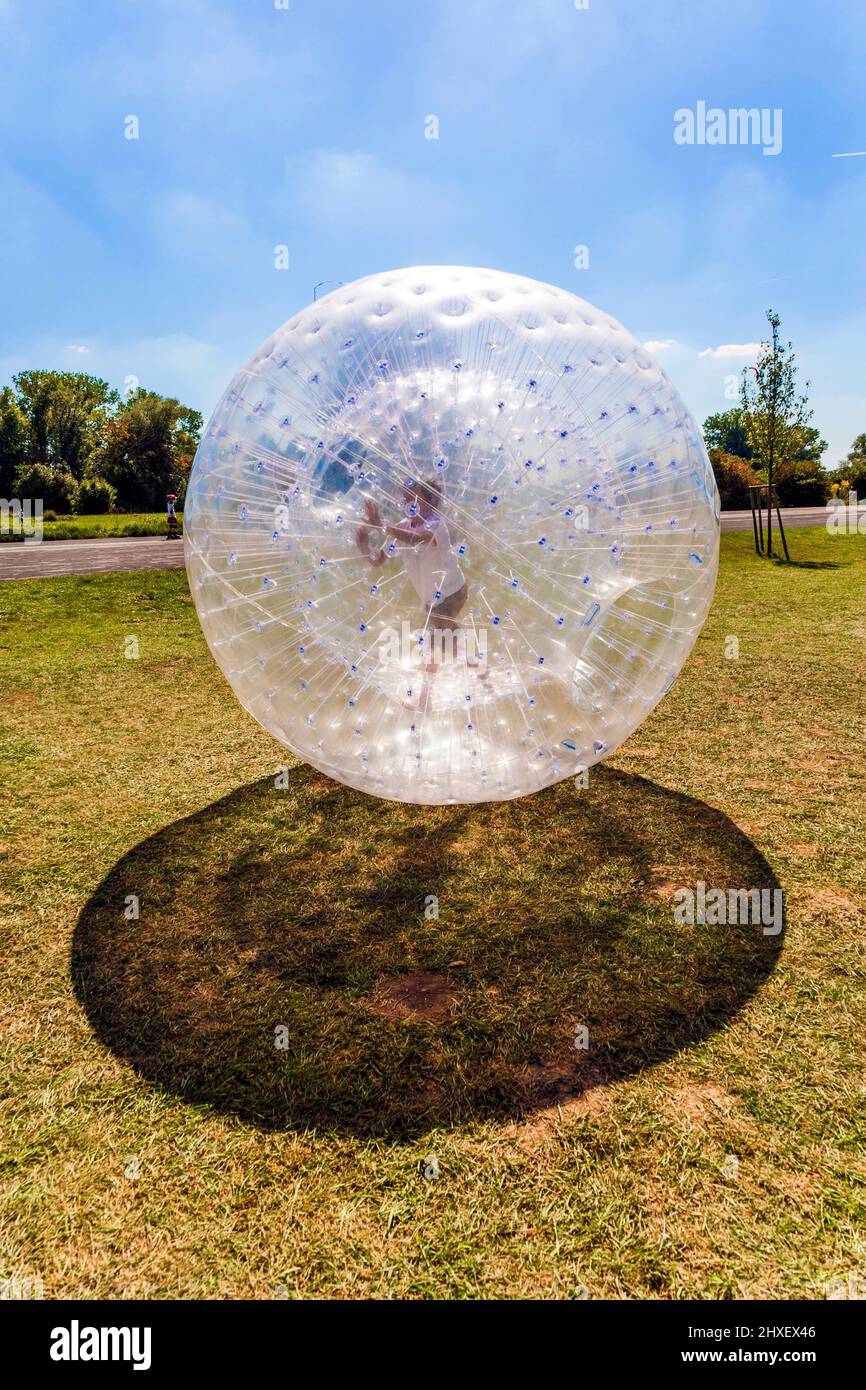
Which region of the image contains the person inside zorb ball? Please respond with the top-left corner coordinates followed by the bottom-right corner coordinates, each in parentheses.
top-left (184, 266), bottom-right (720, 805)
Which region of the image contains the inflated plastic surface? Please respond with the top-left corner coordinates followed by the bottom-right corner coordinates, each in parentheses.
top-left (185, 266), bottom-right (719, 804)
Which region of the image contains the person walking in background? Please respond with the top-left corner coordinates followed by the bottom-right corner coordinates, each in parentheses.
top-left (166, 493), bottom-right (179, 540)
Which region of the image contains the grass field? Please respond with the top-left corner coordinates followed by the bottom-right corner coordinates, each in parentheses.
top-left (0, 512), bottom-right (180, 542)
top-left (1, 527), bottom-right (865, 1300)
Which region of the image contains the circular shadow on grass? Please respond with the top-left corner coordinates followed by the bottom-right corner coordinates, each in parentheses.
top-left (72, 766), bottom-right (783, 1139)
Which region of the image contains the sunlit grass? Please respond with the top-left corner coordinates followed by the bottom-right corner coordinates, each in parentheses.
top-left (0, 512), bottom-right (181, 542)
top-left (1, 526), bottom-right (864, 1299)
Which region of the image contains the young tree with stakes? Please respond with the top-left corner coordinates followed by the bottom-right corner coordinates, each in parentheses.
top-left (740, 310), bottom-right (814, 558)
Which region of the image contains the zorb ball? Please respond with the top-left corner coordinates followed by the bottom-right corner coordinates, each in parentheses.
top-left (184, 266), bottom-right (719, 805)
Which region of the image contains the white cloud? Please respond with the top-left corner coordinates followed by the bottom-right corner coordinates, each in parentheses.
top-left (65, 344), bottom-right (89, 354)
top-left (698, 343), bottom-right (762, 359)
top-left (643, 339), bottom-right (679, 352)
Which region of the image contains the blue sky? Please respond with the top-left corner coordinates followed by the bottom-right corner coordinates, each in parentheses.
top-left (1, 0), bottom-right (864, 463)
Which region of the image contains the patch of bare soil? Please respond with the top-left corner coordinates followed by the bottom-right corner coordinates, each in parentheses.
top-left (647, 865), bottom-right (705, 901)
top-left (367, 971), bottom-right (458, 1024)
top-left (804, 887), bottom-right (861, 920)
top-left (666, 1082), bottom-right (738, 1124)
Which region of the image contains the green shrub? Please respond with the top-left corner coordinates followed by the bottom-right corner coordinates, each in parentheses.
top-left (72, 476), bottom-right (117, 515)
top-left (13, 462), bottom-right (76, 512)
top-left (828, 460), bottom-right (866, 503)
top-left (829, 434), bottom-right (866, 502)
top-left (773, 459), bottom-right (829, 507)
top-left (709, 450), bottom-right (756, 510)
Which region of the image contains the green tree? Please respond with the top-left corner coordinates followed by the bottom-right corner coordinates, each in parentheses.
top-left (703, 408), bottom-right (753, 460)
top-left (12, 370), bottom-right (119, 480)
top-left (13, 461), bottom-right (76, 511)
top-left (0, 386), bottom-right (28, 497)
top-left (843, 432), bottom-right (866, 469)
top-left (790, 424), bottom-right (827, 464)
top-left (740, 310), bottom-right (816, 557)
top-left (97, 389), bottom-right (202, 510)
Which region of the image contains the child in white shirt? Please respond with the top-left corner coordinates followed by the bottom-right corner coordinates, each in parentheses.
top-left (355, 477), bottom-right (472, 709)
top-left (356, 478), bottom-right (467, 629)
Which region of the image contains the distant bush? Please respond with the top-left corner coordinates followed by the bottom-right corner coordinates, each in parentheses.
top-left (13, 462), bottom-right (76, 512)
top-left (42, 509), bottom-right (58, 523)
top-left (709, 450), bottom-right (756, 510)
top-left (710, 449), bottom-right (830, 509)
top-left (72, 476), bottom-right (117, 515)
top-left (826, 433), bottom-right (865, 500)
top-left (772, 459), bottom-right (829, 507)
top-left (828, 462), bottom-right (866, 504)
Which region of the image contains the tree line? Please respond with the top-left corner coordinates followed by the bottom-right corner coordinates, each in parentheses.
top-left (0, 370), bottom-right (202, 514)
top-left (2, 318), bottom-right (863, 518)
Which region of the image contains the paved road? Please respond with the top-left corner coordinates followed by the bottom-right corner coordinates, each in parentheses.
top-left (0, 535), bottom-right (187, 580)
top-left (0, 507), bottom-right (833, 580)
top-left (719, 505), bottom-right (830, 532)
